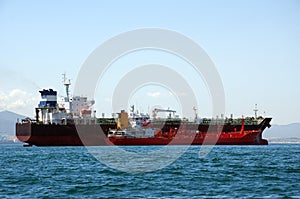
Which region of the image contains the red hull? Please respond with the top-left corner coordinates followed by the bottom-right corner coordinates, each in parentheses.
top-left (106, 130), bottom-right (268, 146)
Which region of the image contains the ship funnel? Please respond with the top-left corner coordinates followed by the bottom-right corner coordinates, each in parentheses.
top-left (38, 89), bottom-right (57, 108)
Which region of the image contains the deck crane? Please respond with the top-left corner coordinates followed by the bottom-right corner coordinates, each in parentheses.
top-left (152, 108), bottom-right (176, 119)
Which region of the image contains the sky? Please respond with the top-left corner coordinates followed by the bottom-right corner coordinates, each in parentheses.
top-left (0, 0), bottom-right (299, 125)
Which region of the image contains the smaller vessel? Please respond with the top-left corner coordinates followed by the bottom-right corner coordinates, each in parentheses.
top-left (108, 110), bottom-right (157, 139)
top-left (106, 109), bottom-right (271, 145)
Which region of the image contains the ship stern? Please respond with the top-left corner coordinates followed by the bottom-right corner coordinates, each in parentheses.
top-left (16, 122), bottom-right (31, 143)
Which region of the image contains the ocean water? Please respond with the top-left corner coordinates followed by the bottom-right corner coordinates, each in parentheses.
top-left (0, 144), bottom-right (299, 198)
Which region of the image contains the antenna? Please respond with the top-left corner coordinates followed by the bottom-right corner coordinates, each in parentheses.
top-left (253, 104), bottom-right (258, 119)
top-left (62, 73), bottom-right (71, 102)
top-left (130, 105), bottom-right (135, 114)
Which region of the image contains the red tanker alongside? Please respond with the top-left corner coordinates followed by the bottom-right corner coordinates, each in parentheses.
top-left (16, 76), bottom-right (271, 146)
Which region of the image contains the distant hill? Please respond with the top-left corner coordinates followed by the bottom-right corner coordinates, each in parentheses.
top-left (264, 123), bottom-right (300, 138)
top-left (0, 111), bottom-right (27, 136)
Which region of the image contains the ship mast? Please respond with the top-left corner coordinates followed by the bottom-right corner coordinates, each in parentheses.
top-left (62, 73), bottom-right (71, 102)
top-left (253, 104), bottom-right (258, 119)
top-left (193, 106), bottom-right (198, 120)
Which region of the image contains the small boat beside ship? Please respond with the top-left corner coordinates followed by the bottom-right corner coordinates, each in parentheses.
top-left (106, 109), bottom-right (271, 145)
top-left (16, 76), bottom-right (271, 146)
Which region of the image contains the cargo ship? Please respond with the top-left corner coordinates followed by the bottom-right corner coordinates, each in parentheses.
top-left (16, 76), bottom-right (271, 146)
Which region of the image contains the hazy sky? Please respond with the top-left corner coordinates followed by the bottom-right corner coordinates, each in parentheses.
top-left (0, 0), bottom-right (299, 125)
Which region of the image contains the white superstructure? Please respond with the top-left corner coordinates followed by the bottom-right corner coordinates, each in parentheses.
top-left (36, 74), bottom-right (95, 124)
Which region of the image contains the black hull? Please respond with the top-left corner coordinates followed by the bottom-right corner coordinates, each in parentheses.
top-left (16, 118), bottom-right (271, 146)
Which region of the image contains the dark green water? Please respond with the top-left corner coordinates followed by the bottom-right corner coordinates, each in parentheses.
top-left (0, 144), bottom-right (299, 198)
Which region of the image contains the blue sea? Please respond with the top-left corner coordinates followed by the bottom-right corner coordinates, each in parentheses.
top-left (0, 144), bottom-right (299, 198)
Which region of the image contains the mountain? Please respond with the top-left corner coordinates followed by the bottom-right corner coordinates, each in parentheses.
top-left (0, 110), bottom-right (27, 136)
top-left (264, 123), bottom-right (300, 138)
top-left (263, 123), bottom-right (300, 143)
